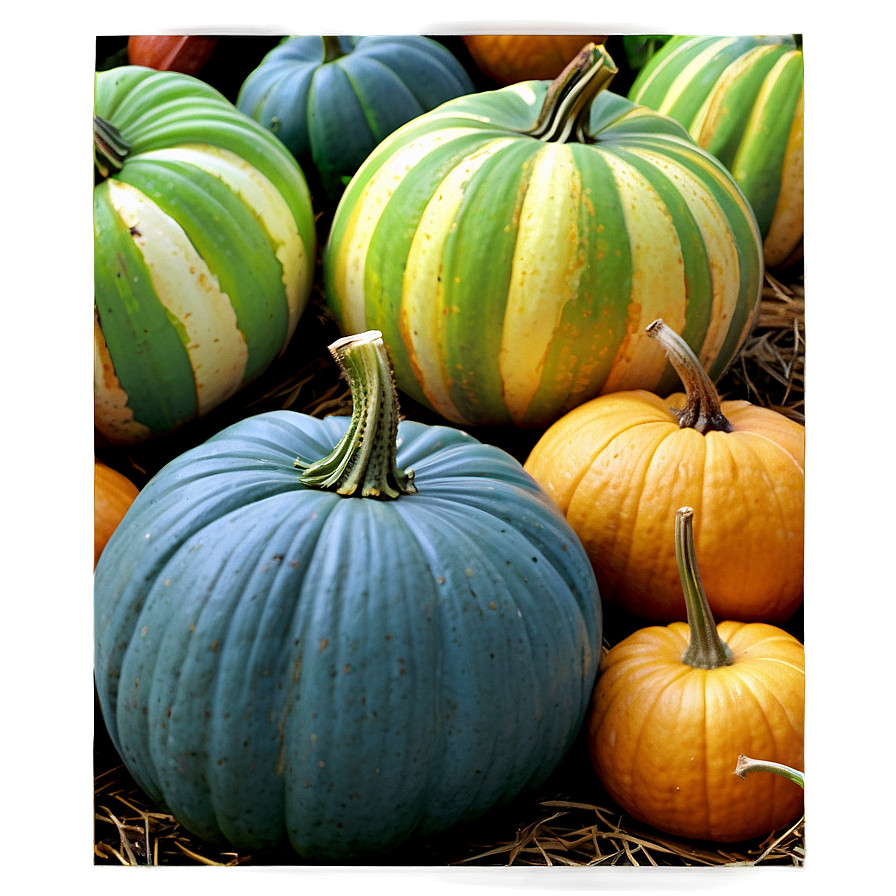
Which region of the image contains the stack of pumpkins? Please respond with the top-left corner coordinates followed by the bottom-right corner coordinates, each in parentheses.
top-left (94, 34), bottom-right (805, 861)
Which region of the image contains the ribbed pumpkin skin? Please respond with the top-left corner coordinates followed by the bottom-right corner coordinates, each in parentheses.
top-left (628, 35), bottom-right (803, 268)
top-left (523, 390), bottom-right (804, 623)
top-left (94, 66), bottom-right (317, 444)
top-left (462, 35), bottom-right (609, 84)
top-left (324, 84), bottom-right (764, 429)
top-left (236, 36), bottom-right (475, 198)
top-left (588, 620), bottom-right (804, 842)
top-left (94, 460), bottom-right (139, 568)
top-left (94, 410), bottom-right (601, 859)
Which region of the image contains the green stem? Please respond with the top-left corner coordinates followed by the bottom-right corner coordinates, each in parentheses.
top-left (295, 330), bottom-right (416, 499)
top-left (646, 319), bottom-right (733, 434)
top-left (527, 42), bottom-right (618, 143)
top-left (676, 507), bottom-right (733, 670)
top-left (735, 754), bottom-right (805, 789)
top-left (321, 36), bottom-right (347, 63)
top-left (94, 114), bottom-right (130, 179)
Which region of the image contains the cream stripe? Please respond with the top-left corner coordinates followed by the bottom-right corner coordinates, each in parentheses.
top-left (623, 146), bottom-right (744, 373)
top-left (106, 179), bottom-right (249, 416)
top-left (94, 313), bottom-right (152, 443)
top-left (331, 127), bottom-right (487, 337)
top-left (653, 38), bottom-right (739, 115)
top-left (140, 144), bottom-right (308, 344)
top-left (402, 137), bottom-right (517, 421)
top-left (598, 152), bottom-right (689, 393)
top-left (498, 144), bottom-right (582, 423)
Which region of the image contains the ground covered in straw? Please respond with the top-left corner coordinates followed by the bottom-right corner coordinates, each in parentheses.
top-left (94, 261), bottom-right (806, 869)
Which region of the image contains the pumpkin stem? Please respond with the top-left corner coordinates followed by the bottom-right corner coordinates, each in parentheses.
top-left (295, 330), bottom-right (417, 499)
top-left (735, 754), bottom-right (805, 789)
top-left (94, 114), bottom-right (130, 178)
top-left (677, 507), bottom-right (733, 670)
top-left (321, 36), bottom-right (346, 63)
top-left (646, 319), bottom-right (733, 434)
top-left (527, 42), bottom-right (618, 143)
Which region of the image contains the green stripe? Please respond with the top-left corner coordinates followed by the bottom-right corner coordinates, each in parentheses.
top-left (118, 158), bottom-right (290, 382)
top-left (523, 144), bottom-right (633, 421)
top-left (696, 47), bottom-right (790, 169)
top-left (440, 140), bottom-right (541, 425)
top-left (356, 131), bottom-right (506, 410)
top-left (94, 183), bottom-right (198, 432)
top-left (645, 138), bottom-right (763, 378)
top-left (608, 143), bottom-right (716, 395)
top-left (731, 53), bottom-right (803, 237)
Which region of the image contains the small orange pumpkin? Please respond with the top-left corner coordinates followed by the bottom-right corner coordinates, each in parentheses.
top-left (587, 507), bottom-right (804, 843)
top-left (127, 35), bottom-right (218, 76)
top-left (524, 319), bottom-right (804, 624)
top-left (94, 459), bottom-right (139, 569)
top-left (462, 34), bottom-right (609, 84)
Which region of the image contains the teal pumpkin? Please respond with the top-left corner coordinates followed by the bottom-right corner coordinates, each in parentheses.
top-left (93, 331), bottom-right (601, 859)
top-left (628, 35), bottom-right (804, 268)
top-left (94, 66), bottom-right (317, 444)
top-left (236, 36), bottom-right (475, 199)
top-left (323, 44), bottom-right (764, 429)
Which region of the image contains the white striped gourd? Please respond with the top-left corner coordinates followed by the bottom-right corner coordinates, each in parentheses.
top-left (628, 35), bottom-right (803, 268)
top-left (94, 66), bottom-right (317, 444)
top-left (323, 44), bottom-right (764, 430)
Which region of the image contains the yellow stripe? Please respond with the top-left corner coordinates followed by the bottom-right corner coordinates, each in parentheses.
top-left (498, 144), bottom-right (583, 423)
top-left (94, 313), bottom-right (152, 443)
top-left (141, 144), bottom-right (309, 346)
top-left (401, 137), bottom-right (516, 421)
top-left (106, 179), bottom-right (249, 416)
top-left (597, 153), bottom-right (689, 394)
top-left (331, 126), bottom-right (486, 337)
top-left (627, 146), bottom-right (745, 373)
top-left (760, 73), bottom-right (804, 268)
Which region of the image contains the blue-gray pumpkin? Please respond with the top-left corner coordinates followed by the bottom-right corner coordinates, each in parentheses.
top-left (236, 35), bottom-right (476, 199)
top-left (94, 331), bottom-right (601, 859)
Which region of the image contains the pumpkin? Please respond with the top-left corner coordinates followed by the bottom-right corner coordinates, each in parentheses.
top-left (94, 66), bottom-right (317, 444)
top-left (628, 35), bottom-right (803, 269)
top-left (462, 34), bottom-right (609, 84)
top-left (127, 35), bottom-right (218, 75)
top-left (324, 43), bottom-right (764, 430)
top-left (523, 318), bottom-right (804, 624)
top-left (93, 330), bottom-right (601, 859)
top-left (587, 506), bottom-right (804, 842)
top-left (236, 36), bottom-right (475, 199)
top-left (94, 459), bottom-right (139, 569)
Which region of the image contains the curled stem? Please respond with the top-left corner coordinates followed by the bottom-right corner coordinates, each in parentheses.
top-left (677, 507), bottom-right (733, 670)
top-left (646, 318), bottom-right (733, 434)
top-left (735, 754), bottom-right (805, 789)
top-left (295, 330), bottom-right (416, 499)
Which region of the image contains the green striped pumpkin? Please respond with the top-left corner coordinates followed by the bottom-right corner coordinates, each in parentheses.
top-left (323, 44), bottom-right (764, 429)
top-left (628, 35), bottom-right (803, 268)
top-left (94, 66), bottom-right (317, 444)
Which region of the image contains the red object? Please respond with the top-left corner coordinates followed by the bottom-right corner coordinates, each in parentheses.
top-left (127, 35), bottom-right (217, 76)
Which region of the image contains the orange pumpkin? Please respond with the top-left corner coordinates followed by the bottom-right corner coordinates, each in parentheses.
top-left (587, 507), bottom-right (804, 843)
top-left (94, 459), bottom-right (139, 569)
top-left (462, 34), bottom-right (609, 84)
top-left (524, 319), bottom-right (804, 624)
top-left (127, 35), bottom-right (218, 76)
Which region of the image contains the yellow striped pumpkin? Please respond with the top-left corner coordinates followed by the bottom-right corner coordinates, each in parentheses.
top-left (629, 35), bottom-right (803, 268)
top-left (94, 66), bottom-right (317, 444)
top-left (323, 44), bottom-right (764, 429)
